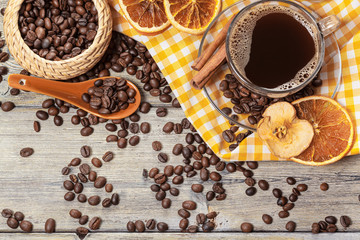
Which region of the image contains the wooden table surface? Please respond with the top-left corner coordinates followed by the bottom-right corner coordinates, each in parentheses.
top-left (1, 1), bottom-right (360, 239)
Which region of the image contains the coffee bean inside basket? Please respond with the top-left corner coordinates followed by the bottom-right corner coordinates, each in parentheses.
top-left (18, 0), bottom-right (98, 60)
top-left (83, 77), bottom-right (136, 114)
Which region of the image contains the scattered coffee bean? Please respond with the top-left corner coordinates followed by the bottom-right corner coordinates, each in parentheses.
top-left (158, 153), bottom-right (168, 163)
top-left (91, 158), bottom-right (102, 168)
top-left (70, 209), bottom-right (82, 219)
top-left (102, 198), bottom-right (112, 208)
top-left (162, 198), bottom-right (171, 209)
top-left (202, 221), bottom-right (215, 232)
top-left (89, 217), bottom-right (101, 230)
top-left (262, 214), bottom-right (273, 224)
top-left (111, 193), bottom-right (120, 205)
top-left (140, 122), bottom-right (151, 133)
top-left (64, 192), bottom-right (75, 201)
top-left (182, 200), bottom-right (196, 210)
top-left (77, 194), bottom-right (87, 203)
top-left (94, 176), bottom-right (107, 188)
top-left (135, 220), bottom-right (145, 232)
top-left (178, 209), bottom-right (190, 219)
top-left (272, 188), bottom-right (282, 198)
top-left (1, 101), bottom-right (15, 112)
top-left (7, 217), bottom-right (18, 229)
top-left (209, 172), bottom-right (222, 181)
top-left (320, 182), bottom-right (329, 191)
top-left (245, 187), bottom-right (257, 196)
top-left (340, 216), bottom-right (351, 227)
top-left (14, 212), bottom-right (24, 222)
top-left (1, 209), bottom-right (13, 218)
top-left (279, 211), bottom-right (289, 218)
top-left (156, 107), bottom-right (167, 117)
top-left (146, 219), bottom-right (156, 230)
top-left (283, 203), bottom-right (294, 211)
top-left (20, 220), bottom-right (33, 232)
top-left (88, 195), bottom-right (101, 206)
top-left (79, 164), bottom-right (91, 175)
top-left (170, 188), bottom-right (179, 196)
top-left (80, 145), bottom-right (91, 158)
top-left (277, 196), bottom-right (288, 206)
top-left (327, 224), bottom-right (337, 232)
top-left (240, 222), bottom-right (253, 233)
top-left (33, 121), bottom-right (41, 132)
top-left (297, 184), bottom-right (308, 192)
top-left (69, 158), bottom-right (81, 167)
top-left (129, 135), bottom-right (140, 146)
top-left (286, 221), bottom-right (296, 232)
top-left (325, 216), bottom-right (337, 224)
top-left (258, 180), bottom-right (269, 190)
top-left (163, 122), bottom-right (174, 133)
top-left (286, 177), bottom-right (296, 185)
top-left (127, 221), bottom-right (136, 232)
top-left (20, 147), bottom-right (34, 157)
top-left (157, 222), bottom-right (168, 232)
top-left (152, 141), bottom-right (162, 151)
top-left (36, 110), bottom-right (49, 120)
top-left (312, 222), bottom-right (320, 234)
top-left (105, 183), bottom-right (113, 193)
top-left (76, 227), bottom-right (89, 235)
top-left (191, 184), bottom-right (204, 193)
top-left (79, 215), bottom-right (89, 225)
top-left (45, 218), bottom-right (56, 233)
top-left (102, 151), bottom-right (114, 162)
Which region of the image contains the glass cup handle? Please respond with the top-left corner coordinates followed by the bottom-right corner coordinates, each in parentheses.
top-left (318, 15), bottom-right (341, 37)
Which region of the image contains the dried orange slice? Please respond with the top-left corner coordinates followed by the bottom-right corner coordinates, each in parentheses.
top-left (119, 0), bottom-right (171, 35)
top-left (291, 96), bottom-right (355, 166)
top-left (163, 0), bottom-right (222, 35)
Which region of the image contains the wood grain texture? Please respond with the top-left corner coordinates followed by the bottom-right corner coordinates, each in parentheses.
top-left (0, 0), bottom-right (360, 239)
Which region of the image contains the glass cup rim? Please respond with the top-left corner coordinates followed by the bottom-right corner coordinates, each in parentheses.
top-left (225, 0), bottom-right (325, 96)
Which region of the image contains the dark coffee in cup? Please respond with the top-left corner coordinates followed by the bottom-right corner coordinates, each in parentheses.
top-left (228, 5), bottom-right (319, 90)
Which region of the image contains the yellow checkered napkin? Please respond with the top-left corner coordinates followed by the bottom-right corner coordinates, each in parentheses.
top-left (109, 0), bottom-right (360, 161)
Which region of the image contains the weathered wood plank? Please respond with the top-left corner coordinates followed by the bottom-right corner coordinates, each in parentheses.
top-left (1, 232), bottom-right (360, 240)
top-left (0, 233), bottom-right (77, 240)
top-left (86, 232), bottom-right (360, 239)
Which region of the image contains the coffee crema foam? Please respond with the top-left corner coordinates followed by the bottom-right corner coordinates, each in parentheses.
top-left (229, 5), bottom-right (319, 90)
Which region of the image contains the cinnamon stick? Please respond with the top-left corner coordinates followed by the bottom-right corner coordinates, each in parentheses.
top-left (191, 15), bottom-right (235, 71)
top-left (191, 43), bottom-right (226, 90)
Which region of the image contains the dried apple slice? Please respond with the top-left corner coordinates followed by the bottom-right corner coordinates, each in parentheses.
top-left (257, 102), bottom-right (314, 159)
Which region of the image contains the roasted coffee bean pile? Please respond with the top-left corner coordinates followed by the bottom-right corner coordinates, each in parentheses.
top-left (24, 32), bottom-right (173, 139)
top-left (219, 73), bottom-right (322, 151)
top-left (311, 215), bottom-right (351, 233)
top-left (1, 209), bottom-right (33, 232)
top-left (126, 219), bottom-right (169, 232)
top-left (60, 146), bottom-right (119, 234)
top-left (82, 77), bottom-right (136, 114)
top-left (18, 0), bottom-right (98, 60)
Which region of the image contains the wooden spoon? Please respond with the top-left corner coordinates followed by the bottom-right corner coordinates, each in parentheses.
top-left (8, 74), bottom-right (141, 120)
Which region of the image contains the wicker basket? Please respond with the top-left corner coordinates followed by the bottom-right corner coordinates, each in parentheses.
top-left (3, 0), bottom-right (113, 80)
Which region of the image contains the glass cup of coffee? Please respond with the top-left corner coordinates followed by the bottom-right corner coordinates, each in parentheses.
top-left (226, 0), bottom-right (340, 98)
